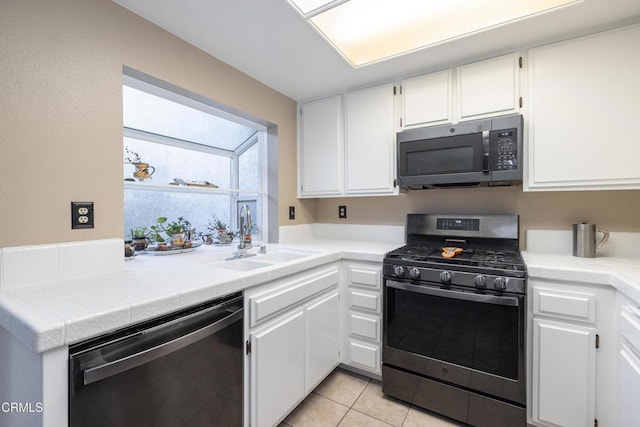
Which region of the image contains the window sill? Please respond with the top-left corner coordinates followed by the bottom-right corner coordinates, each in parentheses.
top-left (124, 181), bottom-right (260, 195)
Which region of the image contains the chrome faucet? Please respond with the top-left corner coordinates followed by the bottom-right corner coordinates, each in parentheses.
top-left (239, 205), bottom-right (252, 249)
top-left (234, 204), bottom-right (253, 258)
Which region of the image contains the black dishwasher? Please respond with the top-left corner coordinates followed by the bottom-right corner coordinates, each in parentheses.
top-left (69, 291), bottom-right (243, 427)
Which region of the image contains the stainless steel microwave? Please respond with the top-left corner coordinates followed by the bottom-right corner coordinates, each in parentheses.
top-left (396, 114), bottom-right (523, 189)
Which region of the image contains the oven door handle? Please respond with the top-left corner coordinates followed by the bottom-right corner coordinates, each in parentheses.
top-left (386, 280), bottom-right (520, 307)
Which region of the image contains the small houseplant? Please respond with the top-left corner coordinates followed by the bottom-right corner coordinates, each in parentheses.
top-left (207, 215), bottom-right (229, 242)
top-left (149, 216), bottom-right (192, 247)
top-left (130, 226), bottom-right (149, 250)
top-left (124, 146), bottom-right (155, 181)
top-left (149, 217), bottom-right (168, 243)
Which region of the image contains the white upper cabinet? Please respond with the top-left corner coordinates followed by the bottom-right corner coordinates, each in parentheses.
top-left (401, 69), bottom-right (453, 128)
top-left (298, 83), bottom-right (398, 198)
top-left (526, 24), bottom-right (640, 191)
top-left (400, 53), bottom-right (521, 130)
top-left (298, 95), bottom-right (343, 197)
top-left (457, 53), bottom-right (522, 121)
top-left (345, 83), bottom-right (398, 195)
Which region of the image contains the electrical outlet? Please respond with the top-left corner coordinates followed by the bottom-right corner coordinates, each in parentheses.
top-left (338, 205), bottom-right (347, 219)
top-left (289, 206), bottom-right (295, 220)
top-left (71, 202), bottom-right (94, 229)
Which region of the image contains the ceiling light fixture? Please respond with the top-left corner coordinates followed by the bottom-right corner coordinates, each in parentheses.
top-left (286, 0), bottom-right (581, 67)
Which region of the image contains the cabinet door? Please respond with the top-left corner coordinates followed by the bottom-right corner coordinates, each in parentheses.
top-left (457, 53), bottom-right (520, 121)
top-left (532, 318), bottom-right (596, 427)
top-left (250, 310), bottom-right (305, 427)
top-left (299, 95), bottom-right (343, 197)
top-left (402, 69), bottom-right (453, 128)
top-left (619, 344), bottom-right (640, 427)
top-left (344, 83), bottom-right (398, 195)
top-left (305, 291), bottom-right (340, 393)
top-left (526, 24), bottom-right (640, 191)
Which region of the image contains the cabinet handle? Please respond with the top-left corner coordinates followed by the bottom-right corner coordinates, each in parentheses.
top-left (629, 306), bottom-right (640, 319)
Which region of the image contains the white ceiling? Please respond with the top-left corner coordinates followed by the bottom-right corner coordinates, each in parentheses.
top-left (113, 0), bottom-right (640, 102)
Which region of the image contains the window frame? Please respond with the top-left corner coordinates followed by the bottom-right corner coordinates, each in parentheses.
top-left (122, 75), bottom-right (269, 242)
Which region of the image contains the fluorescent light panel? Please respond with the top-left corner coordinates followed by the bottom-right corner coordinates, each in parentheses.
top-left (288, 0), bottom-right (581, 67)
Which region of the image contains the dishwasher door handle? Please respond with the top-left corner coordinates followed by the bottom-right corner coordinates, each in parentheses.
top-left (83, 306), bottom-right (244, 386)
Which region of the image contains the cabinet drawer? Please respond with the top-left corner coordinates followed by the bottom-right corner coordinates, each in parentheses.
top-left (533, 287), bottom-right (596, 324)
top-left (349, 289), bottom-right (380, 313)
top-left (348, 265), bottom-right (381, 289)
top-left (250, 267), bottom-right (339, 327)
top-left (621, 306), bottom-right (640, 357)
top-left (348, 311), bottom-right (380, 342)
top-left (347, 339), bottom-right (380, 373)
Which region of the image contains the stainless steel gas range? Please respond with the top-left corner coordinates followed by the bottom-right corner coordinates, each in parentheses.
top-left (382, 214), bottom-right (527, 426)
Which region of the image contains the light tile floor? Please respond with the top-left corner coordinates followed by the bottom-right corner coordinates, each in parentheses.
top-left (279, 368), bottom-right (465, 427)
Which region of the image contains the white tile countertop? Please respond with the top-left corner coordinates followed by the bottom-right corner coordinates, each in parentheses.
top-left (6, 225), bottom-right (639, 357)
top-left (524, 230), bottom-right (640, 304)
top-left (0, 236), bottom-right (400, 354)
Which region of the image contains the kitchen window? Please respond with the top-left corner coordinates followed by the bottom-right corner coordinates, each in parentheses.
top-left (123, 74), bottom-right (266, 242)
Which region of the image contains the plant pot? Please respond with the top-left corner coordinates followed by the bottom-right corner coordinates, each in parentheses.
top-left (131, 237), bottom-right (148, 251)
top-left (170, 233), bottom-right (185, 247)
top-left (124, 241), bottom-right (135, 257)
top-left (132, 162), bottom-right (155, 181)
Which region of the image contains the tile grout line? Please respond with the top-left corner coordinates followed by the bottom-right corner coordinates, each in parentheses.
top-left (338, 376), bottom-right (372, 427)
top-left (349, 407), bottom-right (396, 426)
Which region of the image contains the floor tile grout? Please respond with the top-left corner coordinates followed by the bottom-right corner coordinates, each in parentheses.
top-left (283, 367), bottom-right (462, 427)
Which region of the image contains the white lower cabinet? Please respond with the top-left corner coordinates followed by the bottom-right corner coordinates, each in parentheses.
top-left (250, 310), bottom-right (305, 427)
top-left (305, 291), bottom-right (340, 394)
top-left (617, 293), bottom-right (640, 426)
top-left (341, 261), bottom-right (382, 376)
top-left (347, 339), bottom-right (380, 373)
top-left (618, 344), bottom-right (640, 426)
top-left (529, 279), bottom-right (615, 427)
top-left (532, 318), bottom-right (596, 427)
top-left (245, 264), bottom-right (340, 427)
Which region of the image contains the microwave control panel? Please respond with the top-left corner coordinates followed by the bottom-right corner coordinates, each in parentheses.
top-left (491, 129), bottom-right (518, 170)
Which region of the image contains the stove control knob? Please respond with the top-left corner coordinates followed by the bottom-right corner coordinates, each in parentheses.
top-left (439, 271), bottom-right (452, 284)
top-left (408, 268), bottom-right (420, 279)
top-left (393, 266), bottom-right (405, 276)
top-left (493, 277), bottom-right (508, 290)
top-left (474, 275), bottom-right (487, 288)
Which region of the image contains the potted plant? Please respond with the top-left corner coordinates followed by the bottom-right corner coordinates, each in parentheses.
top-left (207, 215), bottom-right (228, 242)
top-left (149, 216), bottom-right (193, 247)
top-left (177, 216), bottom-right (195, 242)
top-left (130, 226), bottom-right (149, 250)
top-left (149, 217), bottom-right (169, 243)
top-left (124, 146), bottom-right (155, 181)
top-left (200, 231), bottom-right (214, 245)
top-left (164, 220), bottom-right (185, 246)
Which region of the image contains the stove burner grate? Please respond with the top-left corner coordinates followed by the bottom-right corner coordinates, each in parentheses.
top-left (386, 245), bottom-right (525, 272)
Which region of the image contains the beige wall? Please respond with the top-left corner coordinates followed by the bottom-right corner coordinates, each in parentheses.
top-left (2, 0), bottom-right (638, 249)
top-left (0, 0), bottom-right (314, 247)
top-left (315, 187), bottom-right (640, 243)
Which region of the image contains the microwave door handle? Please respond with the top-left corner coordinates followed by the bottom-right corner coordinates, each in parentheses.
top-left (386, 280), bottom-right (519, 307)
top-left (482, 130), bottom-right (490, 173)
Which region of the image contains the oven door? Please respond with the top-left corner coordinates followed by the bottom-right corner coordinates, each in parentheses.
top-left (396, 130), bottom-right (490, 188)
top-left (383, 279), bottom-right (525, 405)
